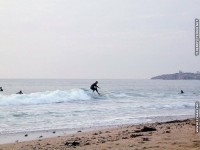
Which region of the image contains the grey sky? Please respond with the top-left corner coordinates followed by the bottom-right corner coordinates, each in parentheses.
top-left (0, 0), bottom-right (199, 79)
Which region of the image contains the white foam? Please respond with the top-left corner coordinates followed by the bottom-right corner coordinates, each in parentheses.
top-left (0, 89), bottom-right (92, 106)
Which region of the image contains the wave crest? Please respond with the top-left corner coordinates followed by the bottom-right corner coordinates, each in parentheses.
top-left (0, 89), bottom-right (93, 106)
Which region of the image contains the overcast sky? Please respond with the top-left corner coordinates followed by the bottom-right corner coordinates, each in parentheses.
top-left (0, 0), bottom-right (199, 79)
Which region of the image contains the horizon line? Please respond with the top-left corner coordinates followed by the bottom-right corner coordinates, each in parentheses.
top-left (0, 78), bottom-right (150, 80)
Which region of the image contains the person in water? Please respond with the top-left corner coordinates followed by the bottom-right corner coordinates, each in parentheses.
top-left (16, 90), bottom-right (23, 94)
top-left (90, 81), bottom-right (100, 95)
top-left (180, 90), bottom-right (184, 94)
top-left (0, 87), bottom-right (3, 91)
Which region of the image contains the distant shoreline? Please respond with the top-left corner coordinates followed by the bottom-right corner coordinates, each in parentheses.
top-left (151, 71), bottom-right (200, 80)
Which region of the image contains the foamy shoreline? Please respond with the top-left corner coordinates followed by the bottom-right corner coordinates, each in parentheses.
top-left (0, 115), bottom-right (192, 145)
top-left (1, 116), bottom-right (199, 150)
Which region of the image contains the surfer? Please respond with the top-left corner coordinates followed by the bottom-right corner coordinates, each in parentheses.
top-left (180, 90), bottom-right (184, 94)
top-left (0, 87), bottom-right (3, 91)
top-left (90, 81), bottom-right (100, 95)
top-left (16, 90), bottom-right (23, 94)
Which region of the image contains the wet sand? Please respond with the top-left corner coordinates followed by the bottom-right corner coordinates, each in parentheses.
top-left (0, 118), bottom-right (200, 150)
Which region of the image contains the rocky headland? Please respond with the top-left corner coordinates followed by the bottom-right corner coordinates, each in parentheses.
top-left (151, 71), bottom-right (200, 80)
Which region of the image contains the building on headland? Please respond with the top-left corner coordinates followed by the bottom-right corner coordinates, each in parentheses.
top-left (178, 70), bottom-right (183, 80)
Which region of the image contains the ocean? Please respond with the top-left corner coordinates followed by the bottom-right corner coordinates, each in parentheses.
top-left (0, 79), bottom-right (199, 136)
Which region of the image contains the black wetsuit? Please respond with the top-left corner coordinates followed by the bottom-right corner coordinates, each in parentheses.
top-left (180, 90), bottom-right (184, 94)
top-left (90, 82), bottom-right (100, 95)
top-left (16, 91), bottom-right (23, 94)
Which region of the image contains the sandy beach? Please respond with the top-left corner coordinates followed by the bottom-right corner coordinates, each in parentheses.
top-left (0, 118), bottom-right (199, 150)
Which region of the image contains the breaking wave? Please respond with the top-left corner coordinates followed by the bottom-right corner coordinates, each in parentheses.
top-left (0, 89), bottom-right (97, 106)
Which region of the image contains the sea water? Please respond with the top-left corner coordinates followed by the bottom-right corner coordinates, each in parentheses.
top-left (0, 79), bottom-right (199, 136)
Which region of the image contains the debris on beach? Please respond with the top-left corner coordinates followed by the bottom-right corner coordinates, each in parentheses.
top-left (135, 126), bottom-right (156, 133)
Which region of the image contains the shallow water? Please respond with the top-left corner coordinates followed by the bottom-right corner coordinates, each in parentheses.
top-left (0, 79), bottom-right (199, 134)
